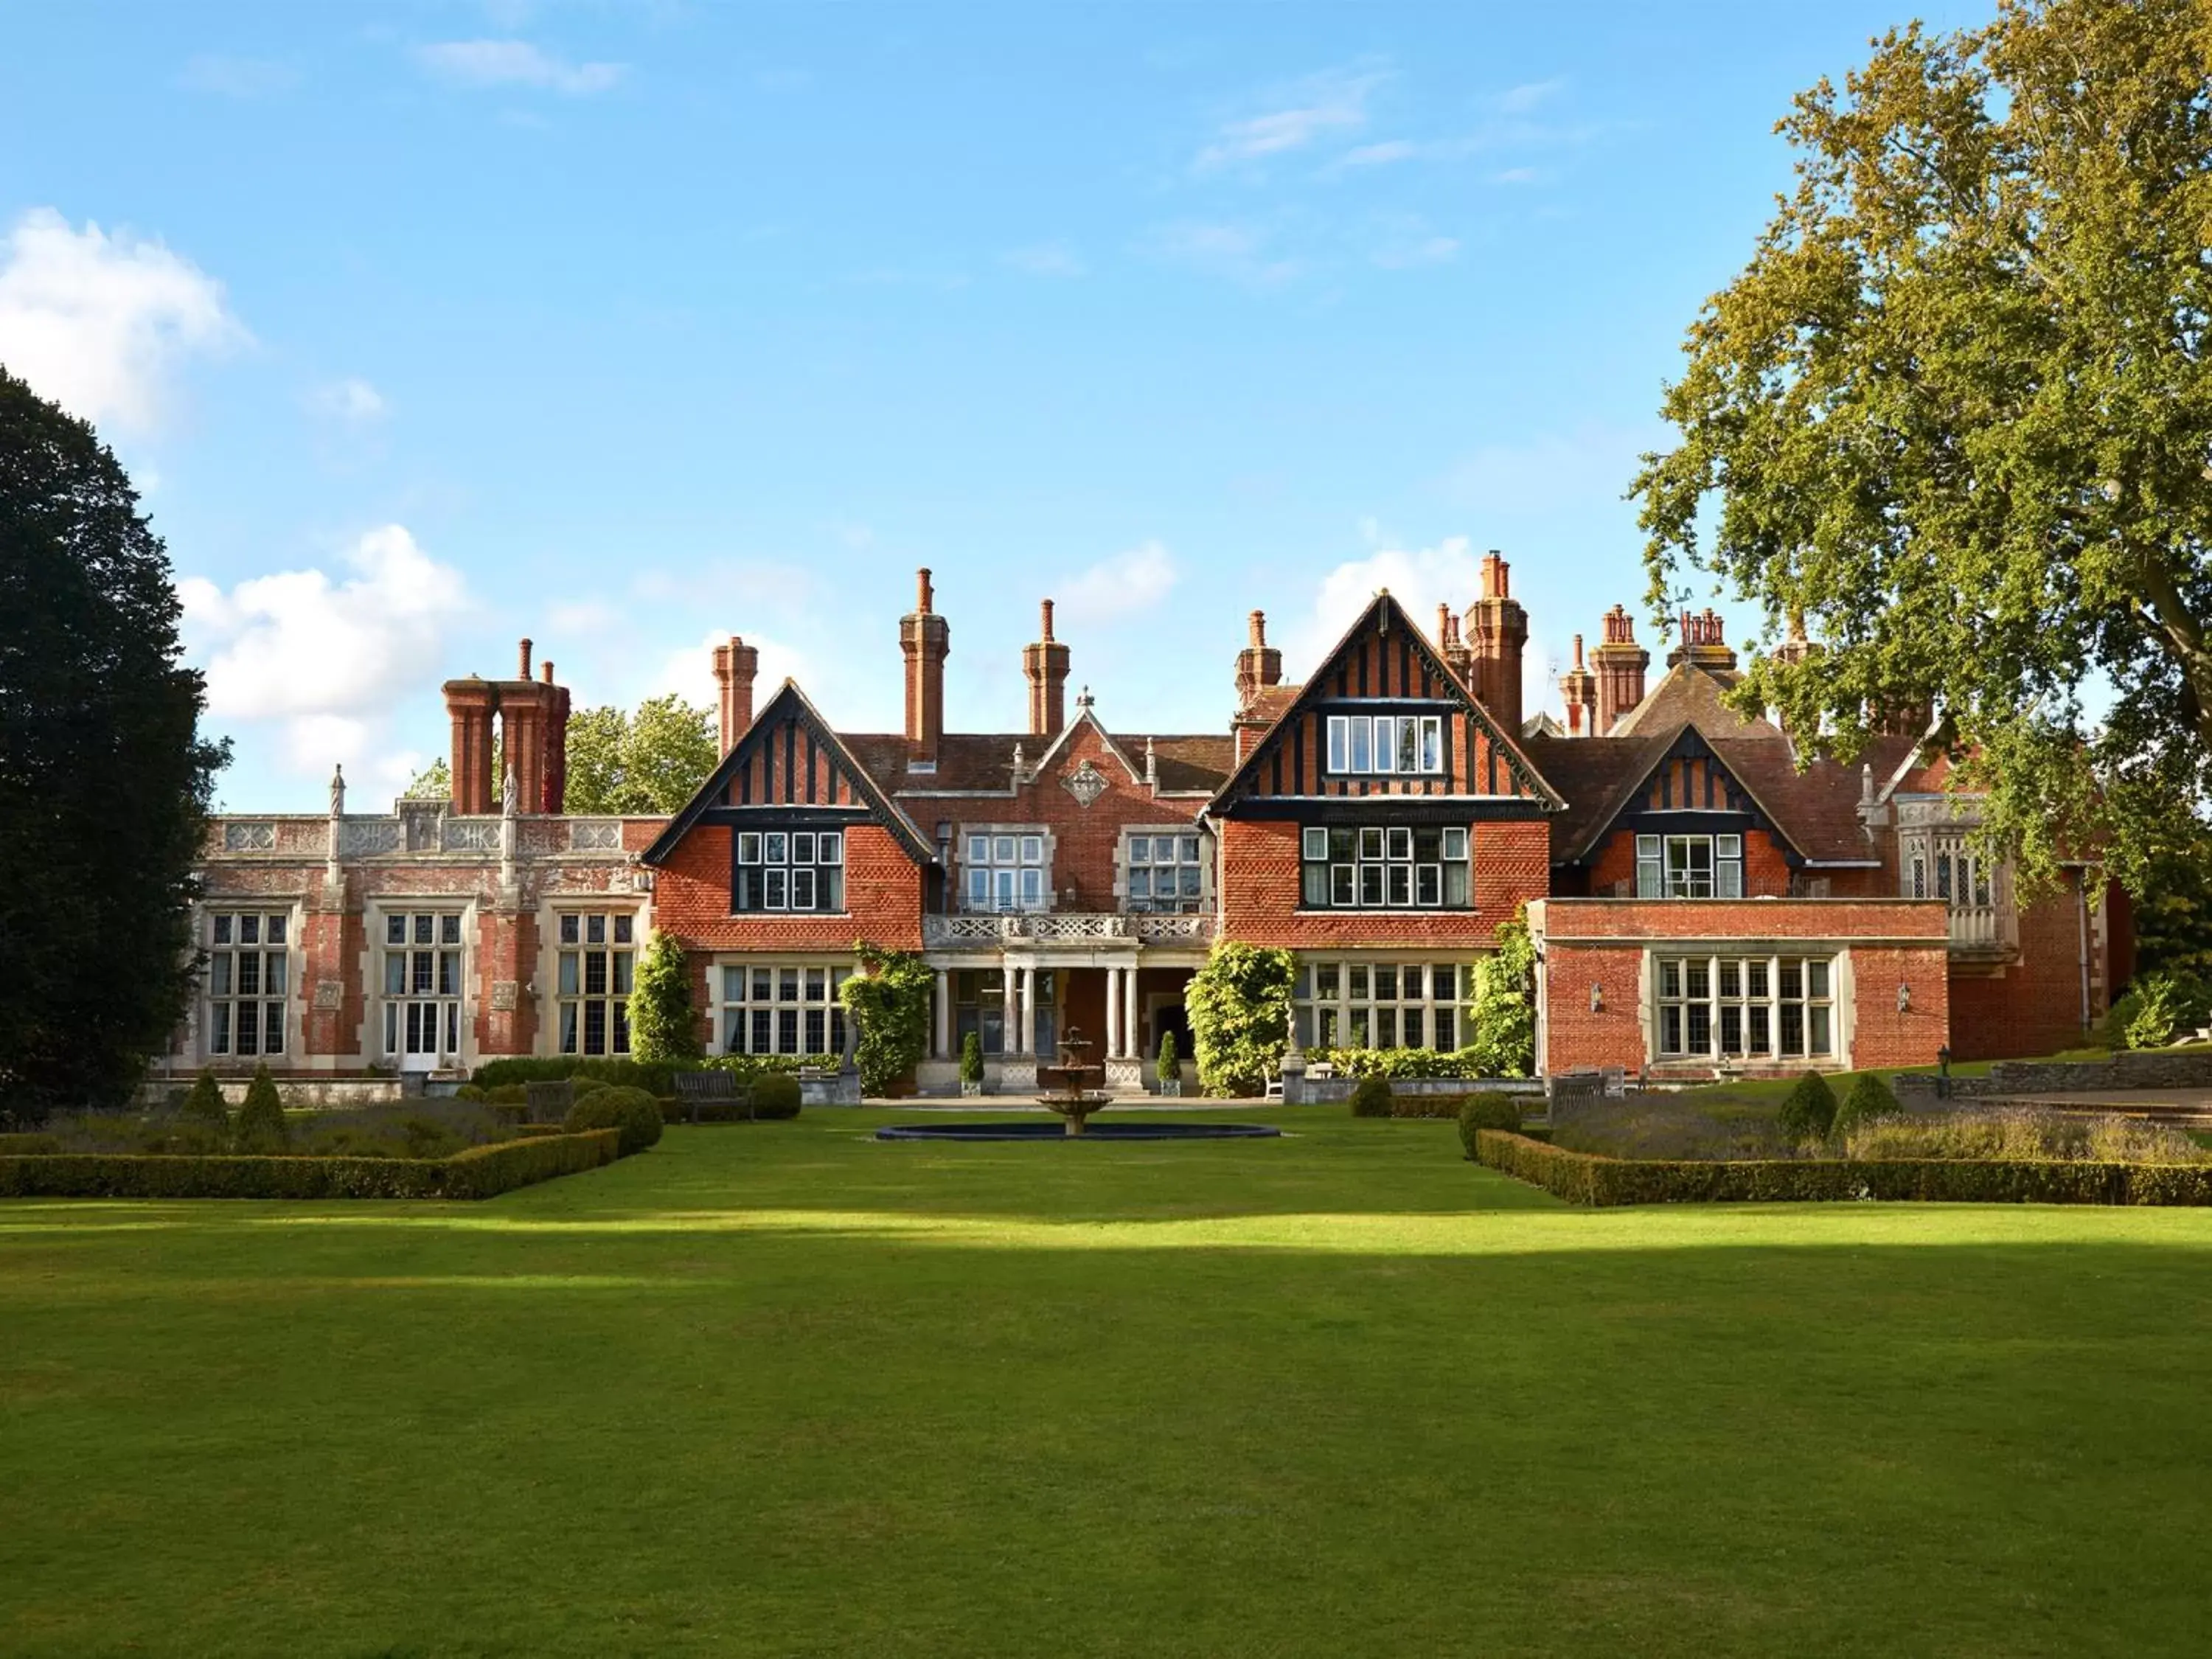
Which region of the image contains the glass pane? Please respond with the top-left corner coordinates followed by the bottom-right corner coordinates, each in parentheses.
top-left (560, 914), bottom-right (579, 944)
top-left (807, 969), bottom-right (827, 1001)
top-left (793, 832), bottom-right (816, 863)
top-left (1403, 1009), bottom-right (1423, 1048)
top-left (1720, 1005), bottom-right (1742, 1054)
top-left (585, 1001), bottom-right (607, 1056)
top-left (1636, 860), bottom-right (1662, 898)
top-left (739, 832), bottom-right (762, 863)
top-left (212, 955), bottom-right (232, 996)
top-left (1780, 1004), bottom-right (1805, 1056)
top-left (1020, 836), bottom-right (1043, 864)
top-left (1386, 865), bottom-right (1412, 905)
top-left (1130, 869), bottom-right (1151, 900)
top-left (1416, 865), bottom-right (1440, 906)
top-left (1433, 965), bottom-right (1456, 1000)
top-left (1444, 862), bottom-right (1469, 906)
top-left (1374, 966), bottom-right (1398, 1000)
top-left (1315, 964), bottom-right (1339, 998)
top-left (722, 967), bottom-right (744, 1001)
top-left (1377, 1009), bottom-right (1397, 1047)
top-left (240, 915), bottom-right (260, 945)
top-left (1020, 869), bottom-right (1043, 902)
top-left (821, 832), bottom-right (842, 864)
top-left (385, 953), bottom-right (406, 995)
top-left (753, 1008), bottom-right (772, 1052)
top-left (1659, 960), bottom-right (1681, 998)
top-left (613, 1002), bottom-right (630, 1054)
top-left (1809, 1006), bottom-right (1832, 1054)
top-left (1397, 719), bottom-right (1419, 773)
top-left (440, 914), bottom-right (461, 945)
top-left (765, 833), bottom-right (787, 864)
top-left (806, 1009), bottom-right (826, 1052)
top-left (1809, 960), bottom-right (1831, 998)
top-left (1372, 717), bottom-right (1397, 772)
top-left (387, 914), bottom-right (407, 945)
top-left (586, 914), bottom-right (605, 945)
top-left (1660, 1006), bottom-right (1681, 1055)
top-left (1359, 827), bottom-right (1384, 860)
top-left (1360, 865), bottom-right (1385, 906)
top-left (995, 837), bottom-right (1016, 862)
top-left (793, 869), bottom-right (815, 909)
top-left (1349, 720), bottom-right (1371, 772)
top-left (1386, 828), bottom-right (1412, 860)
top-left (585, 952), bottom-right (608, 995)
top-left (237, 955), bottom-right (260, 996)
top-left (1719, 961), bottom-right (1740, 998)
top-left (1686, 1002), bottom-right (1712, 1054)
top-left (779, 1009), bottom-right (799, 1054)
top-left (559, 955), bottom-right (579, 995)
top-left (1348, 965), bottom-right (1368, 998)
top-left (1686, 960), bottom-right (1709, 998)
top-left (1331, 866), bottom-right (1354, 905)
top-left (1318, 1008), bottom-right (1338, 1047)
top-left (1433, 1009), bottom-right (1454, 1050)
top-left (967, 835), bottom-right (988, 863)
top-left (215, 914), bottom-right (234, 945)
top-left (1179, 867), bottom-right (1200, 897)
top-left (266, 915), bottom-right (288, 945)
top-left (1130, 836), bottom-right (1151, 864)
top-left (1748, 961), bottom-right (1770, 998)
top-left (237, 1012), bottom-right (258, 1056)
top-left (765, 869), bottom-right (787, 908)
top-left (211, 1004), bottom-right (230, 1054)
top-left (781, 969), bottom-right (801, 1001)
top-left (438, 951), bottom-right (458, 996)
top-left (413, 914), bottom-right (432, 945)
top-left (995, 869), bottom-right (1016, 907)
top-left (613, 914), bottom-right (633, 943)
top-left (754, 969), bottom-right (772, 1001)
top-left (1421, 717), bottom-right (1442, 772)
top-left (1750, 1004), bottom-right (1770, 1053)
top-left (1441, 827), bottom-right (1468, 860)
top-left (967, 869), bottom-right (989, 904)
top-left (613, 953), bottom-right (633, 995)
top-left (1780, 961), bottom-right (1803, 999)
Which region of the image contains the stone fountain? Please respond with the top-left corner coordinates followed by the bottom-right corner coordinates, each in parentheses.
top-left (1034, 1023), bottom-right (1112, 1135)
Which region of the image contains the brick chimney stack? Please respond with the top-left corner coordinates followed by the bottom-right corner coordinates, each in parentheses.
top-left (900, 567), bottom-right (951, 765)
top-left (1439, 605), bottom-right (1473, 685)
top-left (711, 635), bottom-right (760, 757)
top-left (1593, 605), bottom-right (1649, 734)
top-left (1023, 599), bottom-right (1071, 737)
top-left (442, 639), bottom-right (573, 815)
top-left (1773, 608), bottom-right (1822, 670)
top-left (1666, 607), bottom-right (1740, 674)
top-left (442, 677), bottom-right (497, 814)
top-left (1234, 609), bottom-right (1283, 709)
top-left (540, 658), bottom-right (570, 813)
top-left (1464, 550), bottom-right (1528, 736)
top-left (1559, 633), bottom-right (1598, 737)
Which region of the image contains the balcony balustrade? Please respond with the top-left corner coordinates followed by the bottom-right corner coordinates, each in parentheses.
top-left (922, 911), bottom-right (1216, 948)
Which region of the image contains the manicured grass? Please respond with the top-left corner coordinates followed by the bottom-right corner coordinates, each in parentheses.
top-left (6, 1110), bottom-right (2212, 1657)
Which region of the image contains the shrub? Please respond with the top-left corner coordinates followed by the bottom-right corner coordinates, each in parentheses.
top-left (1312, 1046), bottom-right (1494, 1080)
top-left (233, 1064), bottom-right (289, 1153)
top-left (1776, 1071), bottom-right (1837, 1142)
top-left (1840, 1106), bottom-right (2211, 1165)
top-left (451, 1083), bottom-right (487, 1102)
top-left (750, 1074), bottom-right (802, 1121)
top-left (180, 1068), bottom-right (229, 1131)
top-left (0, 1130), bottom-right (622, 1200)
top-left (960, 1031), bottom-right (985, 1087)
top-left (1832, 1073), bottom-right (1903, 1139)
top-left (1186, 941), bottom-right (1294, 1096)
top-left (2122, 972), bottom-right (2207, 1049)
top-left (563, 1085), bottom-right (664, 1155)
top-left (1467, 908), bottom-right (1537, 1077)
top-left (629, 930), bottom-right (705, 1062)
top-left (1469, 1129), bottom-right (2212, 1208)
top-left (1349, 1075), bottom-right (1393, 1118)
top-left (1156, 1029), bottom-right (1178, 1085)
top-left (841, 943), bottom-right (932, 1096)
top-left (1457, 1093), bottom-right (1522, 1158)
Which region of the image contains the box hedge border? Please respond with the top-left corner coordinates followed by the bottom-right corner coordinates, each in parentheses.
top-left (1472, 1130), bottom-right (2212, 1208)
top-left (0, 1129), bottom-right (622, 1201)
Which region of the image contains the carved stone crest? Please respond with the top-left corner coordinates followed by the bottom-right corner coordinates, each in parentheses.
top-left (1062, 759), bottom-right (1108, 808)
top-left (312, 979), bottom-right (344, 1011)
top-left (490, 981), bottom-right (519, 1012)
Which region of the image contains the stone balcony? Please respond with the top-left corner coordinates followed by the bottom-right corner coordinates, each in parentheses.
top-left (921, 911), bottom-right (1216, 949)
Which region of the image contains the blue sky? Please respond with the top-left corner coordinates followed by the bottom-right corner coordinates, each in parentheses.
top-left (0, 0), bottom-right (1988, 811)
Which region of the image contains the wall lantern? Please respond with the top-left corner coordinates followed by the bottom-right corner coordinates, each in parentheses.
top-left (1590, 984), bottom-right (1604, 1013)
top-left (1896, 982), bottom-right (1912, 1013)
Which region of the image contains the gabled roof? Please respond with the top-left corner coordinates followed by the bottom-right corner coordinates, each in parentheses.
top-left (839, 729), bottom-right (1236, 799)
top-left (639, 680), bottom-right (937, 866)
top-left (1208, 591), bottom-right (1566, 811)
top-left (1609, 661), bottom-right (1780, 740)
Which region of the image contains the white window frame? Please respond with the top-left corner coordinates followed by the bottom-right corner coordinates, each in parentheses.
top-left (714, 958), bottom-right (852, 1057)
top-left (736, 824), bottom-right (846, 914)
top-left (204, 907), bottom-right (293, 1060)
top-left (1293, 957), bottom-right (1472, 1052)
top-left (1653, 953), bottom-right (1835, 1062)
top-left (1635, 832), bottom-right (1744, 899)
top-left (1124, 829), bottom-right (1206, 914)
top-left (961, 825), bottom-right (1052, 914)
top-left (554, 908), bottom-right (639, 1057)
top-left (1324, 712), bottom-right (1446, 776)
top-left (376, 906), bottom-right (468, 1065)
top-left (1300, 821), bottom-right (1472, 910)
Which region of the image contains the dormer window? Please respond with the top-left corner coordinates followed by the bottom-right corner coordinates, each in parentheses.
top-left (1326, 713), bottom-right (1445, 776)
top-left (1635, 834), bottom-right (1742, 899)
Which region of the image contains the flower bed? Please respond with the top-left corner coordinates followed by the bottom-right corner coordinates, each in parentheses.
top-left (0, 1129), bottom-right (623, 1200)
top-left (1472, 1130), bottom-right (2212, 1208)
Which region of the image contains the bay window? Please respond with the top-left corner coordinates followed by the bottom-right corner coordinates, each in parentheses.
top-left (718, 961), bottom-right (849, 1057)
top-left (1293, 959), bottom-right (1467, 1051)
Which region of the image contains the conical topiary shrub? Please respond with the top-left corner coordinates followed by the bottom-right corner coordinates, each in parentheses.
top-left (181, 1068), bottom-right (229, 1130)
top-left (233, 1063), bottom-right (289, 1154)
top-left (1776, 1070), bottom-right (1838, 1143)
top-left (1832, 1071), bottom-right (1903, 1141)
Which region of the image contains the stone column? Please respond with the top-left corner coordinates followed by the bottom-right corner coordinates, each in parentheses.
top-left (1122, 968), bottom-right (1141, 1060)
top-left (933, 969), bottom-right (951, 1060)
top-left (1105, 965), bottom-right (1122, 1059)
top-left (1018, 965), bottom-right (1036, 1058)
top-left (1000, 964), bottom-right (1018, 1061)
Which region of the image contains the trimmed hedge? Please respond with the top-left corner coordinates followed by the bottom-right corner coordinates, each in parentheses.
top-left (471, 1054), bottom-right (811, 1096)
top-left (1777, 1071), bottom-right (1838, 1141)
top-left (1349, 1076), bottom-right (1393, 1119)
top-left (563, 1086), bottom-right (664, 1155)
top-left (1472, 1130), bottom-right (2212, 1208)
top-left (0, 1130), bottom-right (622, 1200)
top-left (750, 1074), bottom-right (802, 1120)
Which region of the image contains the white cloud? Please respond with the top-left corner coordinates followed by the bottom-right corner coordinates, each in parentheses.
top-left (309, 377), bottom-right (387, 422)
top-left (1144, 220), bottom-right (1299, 287)
top-left (1004, 241), bottom-right (1086, 278)
top-left (1500, 78), bottom-right (1565, 114)
top-left (181, 526), bottom-right (470, 775)
top-left (1289, 536), bottom-right (1557, 722)
top-left (0, 208), bottom-right (244, 431)
top-left (415, 39), bottom-right (627, 94)
top-left (178, 54), bottom-right (299, 97)
top-left (1369, 217), bottom-right (1460, 269)
top-left (652, 628), bottom-right (818, 714)
top-left (1055, 540), bottom-right (1178, 626)
top-left (1335, 139), bottom-right (1417, 170)
top-left (1194, 63), bottom-right (1386, 170)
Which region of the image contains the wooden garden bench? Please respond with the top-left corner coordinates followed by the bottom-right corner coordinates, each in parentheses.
top-left (672, 1069), bottom-right (750, 1123)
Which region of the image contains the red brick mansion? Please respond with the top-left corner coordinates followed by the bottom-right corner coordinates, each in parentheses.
top-left (178, 558), bottom-right (2132, 1091)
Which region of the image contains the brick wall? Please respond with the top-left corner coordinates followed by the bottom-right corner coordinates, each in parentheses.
top-left (1219, 816), bottom-right (1549, 950)
top-left (650, 822), bottom-right (924, 953)
top-left (1946, 872), bottom-right (2096, 1062)
top-left (1530, 897), bottom-right (1950, 1076)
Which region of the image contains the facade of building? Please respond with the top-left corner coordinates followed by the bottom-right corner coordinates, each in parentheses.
top-left (170, 559), bottom-right (2132, 1090)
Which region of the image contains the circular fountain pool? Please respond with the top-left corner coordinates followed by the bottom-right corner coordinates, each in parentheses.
top-left (874, 1121), bottom-right (1281, 1143)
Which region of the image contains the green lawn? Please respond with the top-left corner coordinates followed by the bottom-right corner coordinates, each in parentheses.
top-left (6, 1111), bottom-right (2212, 1658)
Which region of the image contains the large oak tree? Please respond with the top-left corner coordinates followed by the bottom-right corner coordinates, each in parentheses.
top-left (0, 369), bottom-right (227, 1122)
top-left (1635, 0), bottom-right (2212, 894)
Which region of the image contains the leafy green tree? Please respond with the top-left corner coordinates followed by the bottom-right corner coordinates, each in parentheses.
top-left (1468, 909), bottom-right (1536, 1078)
top-left (0, 369), bottom-right (228, 1125)
top-left (402, 757), bottom-right (451, 799)
top-left (1185, 942), bottom-right (1293, 1096)
top-left (628, 931), bottom-right (703, 1062)
top-left (563, 695), bottom-right (717, 815)
top-left (1635, 0), bottom-right (2212, 895)
top-left (233, 1064), bottom-right (288, 1153)
top-left (839, 943), bottom-right (931, 1096)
